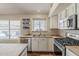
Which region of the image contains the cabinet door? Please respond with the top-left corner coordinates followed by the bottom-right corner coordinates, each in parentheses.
top-left (32, 38), bottom-right (39, 51)
top-left (49, 15), bottom-right (58, 29)
top-left (39, 38), bottom-right (48, 51)
top-left (52, 15), bottom-right (58, 29)
top-left (67, 4), bottom-right (75, 17)
top-left (59, 19), bottom-right (64, 29)
top-left (70, 4), bottom-right (76, 15)
top-left (58, 14), bottom-right (61, 29)
top-left (48, 38), bottom-right (54, 52)
top-left (52, 18), bottom-right (58, 29)
top-left (49, 17), bottom-right (53, 28)
top-left (61, 10), bottom-right (66, 19)
top-left (66, 49), bottom-right (76, 56)
top-left (27, 38), bottom-right (31, 51)
top-left (63, 20), bottom-right (68, 29)
top-left (77, 3), bottom-right (79, 29)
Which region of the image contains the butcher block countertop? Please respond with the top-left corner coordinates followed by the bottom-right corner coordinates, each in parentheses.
top-left (20, 36), bottom-right (32, 38)
top-left (52, 35), bottom-right (63, 38)
top-left (20, 35), bottom-right (63, 38)
top-left (66, 46), bottom-right (79, 56)
top-left (0, 44), bottom-right (28, 56)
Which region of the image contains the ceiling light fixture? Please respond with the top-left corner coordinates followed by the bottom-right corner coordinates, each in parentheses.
top-left (37, 10), bottom-right (40, 13)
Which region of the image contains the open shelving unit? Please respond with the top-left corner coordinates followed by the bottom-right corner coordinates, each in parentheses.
top-left (22, 18), bottom-right (30, 36)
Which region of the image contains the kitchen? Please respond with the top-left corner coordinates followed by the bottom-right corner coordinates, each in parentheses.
top-left (0, 3), bottom-right (79, 56)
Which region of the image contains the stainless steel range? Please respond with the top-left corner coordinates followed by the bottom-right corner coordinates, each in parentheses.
top-left (54, 33), bottom-right (79, 56)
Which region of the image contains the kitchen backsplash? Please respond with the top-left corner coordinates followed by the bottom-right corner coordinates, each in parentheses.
top-left (59, 29), bottom-right (79, 37)
top-left (49, 29), bottom-right (60, 36)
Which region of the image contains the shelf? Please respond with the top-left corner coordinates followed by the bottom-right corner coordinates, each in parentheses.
top-left (22, 18), bottom-right (30, 35)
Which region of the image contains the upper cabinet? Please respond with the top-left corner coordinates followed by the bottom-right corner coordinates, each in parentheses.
top-left (49, 3), bottom-right (59, 17)
top-left (58, 13), bottom-right (63, 29)
top-left (67, 4), bottom-right (76, 17)
top-left (58, 10), bottom-right (68, 29)
top-left (77, 4), bottom-right (79, 29)
top-left (61, 10), bottom-right (66, 20)
top-left (58, 4), bottom-right (77, 29)
top-left (49, 3), bottom-right (79, 30)
top-left (49, 15), bottom-right (58, 29)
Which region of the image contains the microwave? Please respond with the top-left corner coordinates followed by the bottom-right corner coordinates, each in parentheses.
top-left (67, 14), bottom-right (77, 29)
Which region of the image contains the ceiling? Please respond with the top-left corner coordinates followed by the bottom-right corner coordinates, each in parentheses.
top-left (0, 3), bottom-right (51, 15)
top-left (52, 3), bottom-right (71, 16)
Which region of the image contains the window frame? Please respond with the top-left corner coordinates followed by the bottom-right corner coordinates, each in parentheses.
top-left (32, 18), bottom-right (47, 32)
top-left (0, 20), bottom-right (21, 40)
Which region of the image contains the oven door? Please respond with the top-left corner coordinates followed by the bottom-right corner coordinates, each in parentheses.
top-left (54, 40), bottom-right (66, 56)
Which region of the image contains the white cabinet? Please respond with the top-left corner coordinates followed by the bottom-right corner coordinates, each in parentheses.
top-left (49, 15), bottom-right (58, 29)
top-left (66, 49), bottom-right (76, 56)
top-left (58, 10), bottom-right (66, 20)
top-left (28, 38), bottom-right (32, 51)
top-left (39, 38), bottom-right (48, 51)
top-left (58, 13), bottom-right (62, 20)
top-left (32, 38), bottom-right (48, 51)
top-left (49, 17), bottom-right (53, 28)
top-left (77, 3), bottom-right (79, 29)
top-left (60, 10), bottom-right (66, 20)
top-left (32, 38), bottom-right (39, 51)
top-left (32, 37), bottom-right (54, 52)
top-left (67, 4), bottom-right (76, 17)
top-left (58, 4), bottom-right (76, 29)
top-left (62, 10), bottom-right (66, 19)
top-left (63, 19), bottom-right (68, 29)
top-left (48, 38), bottom-right (54, 52)
top-left (58, 19), bottom-right (64, 29)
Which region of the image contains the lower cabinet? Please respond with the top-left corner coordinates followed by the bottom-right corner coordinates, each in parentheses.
top-left (27, 38), bottom-right (32, 51)
top-left (39, 38), bottom-right (48, 51)
top-left (32, 38), bottom-right (39, 51)
top-left (32, 37), bottom-right (54, 52)
top-left (48, 38), bottom-right (54, 52)
top-left (66, 49), bottom-right (76, 56)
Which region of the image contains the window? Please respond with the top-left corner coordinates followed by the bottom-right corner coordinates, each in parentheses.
top-left (10, 20), bottom-right (20, 39)
top-left (33, 18), bottom-right (47, 31)
top-left (0, 20), bottom-right (20, 39)
top-left (0, 20), bottom-right (9, 39)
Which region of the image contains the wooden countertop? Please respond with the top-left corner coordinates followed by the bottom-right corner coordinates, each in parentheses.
top-left (52, 35), bottom-right (63, 38)
top-left (20, 36), bottom-right (32, 38)
top-left (66, 46), bottom-right (79, 56)
top-left (20, 36), bottom-right (53, 38)
top-left (0, 44), bottom-right (28, 56)
top-left (20, 35), bottom-right (63, 38)
top-left (32, 36), bottom-right (53, 38)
